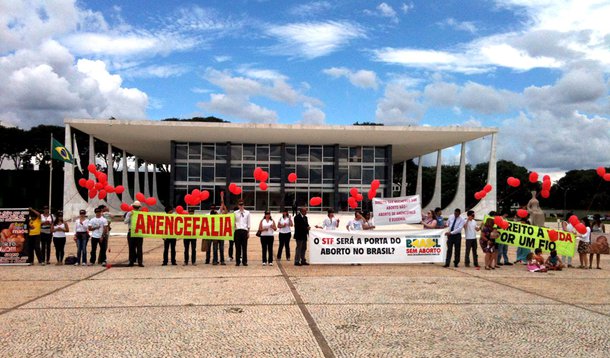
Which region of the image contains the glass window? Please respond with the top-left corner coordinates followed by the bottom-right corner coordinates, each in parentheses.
top-left (256, 190), bottom-right (269, 211)
top-left (323, 146), bottom-right (334, 162)
top-left (310, 166), bottom-right (321, 184)
top-left (188, 143), bottom-right (201, 160)
top-left (230, 166), bottom-right (242, 182)
top-left (297, 164), bottom-right (308, 179)
top-left (339, 147), bottom-right (348, 162)
top-left (297, 145), bottom-right (309, 161)
top-left (375, 165), bottom-right (386, 180)
top-left (231, 144), bottom-right (242, 161)
top-left (175, 144), bottom-right (187, 160)
top-left (202, 145), bottom-right (215, 160)
top-left (215, 163), bottom-right (226, 180)
top-left (375, 147), bottom-right (386, 160)
top-left (256, 145), bottom-right (269, 161)
top-left (216, 143), bottom-right (227, 160)
top-left (202, 166), bottom-right (214, 182)
top-left (349, 147), bottom-right (361, 163)
top-left (363, 168), bottom-right (375, 183)
top-left (349, 165), bottom-right (361, 180)
top-left (175, 164), bottom-right (187, 181)
top-left (270, 145), bottom-right (281, 160)
top-left (285, 145), bottom-right (296, 162)
top-left (270, 164), bottom-right (281, 183)
top-left (338, 166), bottom-right (348, 184)
top-left (323, 165), bottom-right (334, 179)
top-left (269, 191), bottom-right (282, 211)
top-left (363, 147), bottom-right (375, 163)
top-left (243, 144), bottom-right (255, 160)
top-left (243, 164), bottom-right (255, 182)
top-left (310, 146), bottom-right (321, 162)
top-left (188, 163), bottom-right (201, 178)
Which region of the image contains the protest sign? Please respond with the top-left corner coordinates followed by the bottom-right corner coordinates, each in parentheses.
top-left (0, 208), bottom-right (30, 265)
top-left (130, 211), bottom-right (234, 240)
top-left (372, 195), bottom-right (422, 226)
top-left (485, 216), bottom-right (576, 257)
top-left (590, 232), bottom-right (609, 254)
top-left (309, 228), bottom-right (446, 264)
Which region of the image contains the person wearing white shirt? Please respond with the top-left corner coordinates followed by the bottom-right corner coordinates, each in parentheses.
top-left (258, 211), bottom-right (277, 266)
top-left (51, 212), bottom-right (68, 265)
top-left (88, 207), bottom-right (109, 266)
top-left (444, 208), bottom-right (466, 268)
top-left (40, 206), bottom-right (54, 265)
top-left (346, 211), bottom-right (366, 231)
top-left (233, 200), bottom-right (251, 266)
top-left (463, 210), bottom-right (480, 267)
top-left (74, 209), bottom-right (89, 266)
top-left (277, 209), bottom-right (293, 261)
top-left (577, 217), bottom-right (591, 269)
top-left (560, 213), bottom-right (576, 268)
top-left (317, 209), bottom-right (339, 230)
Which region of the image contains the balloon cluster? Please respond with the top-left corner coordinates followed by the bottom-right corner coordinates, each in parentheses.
top-left (254, 167), bottom-right (269, 191)
top-left (494, 216), bottom-right (510, 230)
top-left (184, 189), bottom-right (210, 206)
top-left (474, 184), bottom-right (493, 200)
top-left (540, 175), bottom-right (551, 199)
top-left (596, 166), bottom-right (610, 181)
top-left (368, 179), bottom-right (380, 200)
top-left (506, 177), bottom-right (521, 188)
top-left (120, 192), bottom-right (157, 212)
top-left (228, 183), bottom-right (242, 196)
top-left (568, 215), bottom-right (588, 235)
top-left (347, 187), bottom-right (363, 209)
top-left (78, 163), bottom-right (125, 200)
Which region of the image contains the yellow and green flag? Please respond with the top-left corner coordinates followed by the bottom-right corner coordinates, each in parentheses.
top-left (51, 138), bottom-right (74, 163)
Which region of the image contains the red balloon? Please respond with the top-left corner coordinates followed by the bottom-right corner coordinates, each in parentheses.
top-left (184, 194), bottom-right (194, 205)
top-left (288, 173), bottom-right (297, 183)
top-left (146, 197), bottom-right (157, 206)
top-left (259, 182), bottom-right (268, 191)
top-left (78, 178), bottom-right (87, 187)
top-left (232, 185), bottom-right (242, 195)
top-left (540, 190), bottom-right (550, 199)
top-left (88, 189), bottom-right (97, 199)
top-left (507, 177), bottom-right (521, 187)
top-left (367, 188), bottom-right (376, 200)
top-left (135, 192), bottom-right (146, 202)
top-left (309, 197), bottom-right (322, 206)
top-left (104, 185), bottom-right (115, 193)
top-left (199, 190), bottom-right (210, 201)
top-left (192, 189), bottom-right (201, 198)
top-left (229, 183), bottom-right (237, 191)
top-left (259, 171), bottom-right (269, 182)
top-left (500, 221), bottom-right (510, 230)
top-left (96, 172), bottom-right (107, 184)
top-left (517, 209), bottom-right (528, 218)
top-left (114, 185), bottom-right (125, 194)
top-left (120, 203), bottom-right (130, 211)
top-left (548, 229), bottom-right (558, 242)
top-left (597, 166), bottom-right (606, 177)
top-left (348, 197), bottom-right (358, 209)
top-left (568, 215), bottom-right (579, 226)
top-left (494, 216), bottom-right (504, 226)
top-left (542, 180), bottom-right (551, 191)
top-left (175, 205), bottom-right (184, 214)
top-left (94, 182), bottom-right (104, 190)
top-left (483, 184), bottom-right (492, 193)
top-left (529, 172), bottom-right (539, 183)
top-left (191, 196), bottom-right (201, 206)
top-left (356, 193), bottom-right (363, 202)
top-left (542, 175), bottom-right (550, 181)
top-left (474, 192), bottom-right (483, 200)
top-left (370, 179), bottom-right (380, 190)
top-left (253, 167), bottom-right (263, 180)
top-left (87, 163), bottom-right (96, 173)
top-left (575, 223), bottom-right (587, 235)
top-left (98, 190), bottom-right (107, 200)
top-left (604, 173), bottom-right (610, 182)
top-left (86, 179), bottom-right (95, 189)
top-left (349, 188), bottom-right (359, 197)
top-left (141, 207), bottom-right (149, 212)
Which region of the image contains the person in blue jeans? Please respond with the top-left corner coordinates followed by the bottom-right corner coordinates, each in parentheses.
top-left (496, 212), bottom-right (513, 266)
top-left (73, 209), bottom-right (89, 266)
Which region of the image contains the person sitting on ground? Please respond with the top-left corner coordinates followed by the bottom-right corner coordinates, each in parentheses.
top-left (533, 248), bottom-right (545, 265)
top-left (545, 250), bottom-right (564, 271)
top-left (526, 252), bottom-right (547, 272)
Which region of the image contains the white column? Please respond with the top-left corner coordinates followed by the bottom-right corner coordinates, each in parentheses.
top-left (416, 156), bottom-right (422, 199)
top-left (87, 135), bottom-right (104, 210)
top-left (121, 150), bottom-right (133, 204)
top-left (62, 124), bottom-right (88, 219)
top-left (105, 143), bottom-right (123, 213)
top-left (400, 160), bottom-right (407, 196)
top-left (143, 162), bottom-right (151, 198)
top-left (133, 156), bottom-right (141, 197)
top-left (444, 142), bottom-right (466, 212)
top-left (422, 150), bottom-right (442, 213)
top-left (471, 134), bottom-right (497, 219)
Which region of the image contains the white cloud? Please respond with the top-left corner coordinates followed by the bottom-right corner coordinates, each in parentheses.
top-left (121, 64), bottom-right (190, 78)
top-left (289, 1), bottom-right (332, 16)
top-left (323, 67), bottom-right (379, 89)
top-left (199, 93), bottom-right (277, 123)
top-left (438, 18), bottom-right (478, 33)
top-left (266, 21), bottom-right (365, 59)
top-left (214, 55), bottom-right (231, 63)
top-left (364, 3), bottom-right (400, 23)
top-left (401, 2), bottom-right (415, 14)
top-left (375, 82), bottom-right (424, 125)
top-left (300, 103), bottom-right (326, 125)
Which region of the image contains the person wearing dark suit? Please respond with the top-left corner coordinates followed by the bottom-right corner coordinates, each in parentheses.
top-left (293, 207), bottom-right (310, 266)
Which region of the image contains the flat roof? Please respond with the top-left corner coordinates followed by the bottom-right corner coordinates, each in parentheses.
top-left (66, 119), bottom-right (497, 164)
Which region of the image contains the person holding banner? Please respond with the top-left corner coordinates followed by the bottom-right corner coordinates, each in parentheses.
top-left (577, 217), bottom-right (591, 269)
top-left (51, 212), bottom-right (68, 265)
top-left (205, 205), bottom-right (218, 264)
top-left (124, 201), bottom-right (144, 267)
top-left (346, 211), bottom-right (366, 231)
top-left (40, 206), bottom-right (54, 265)
top-left (560, 212), bottom-right (575, 268)
top-left (234, 200), bottom-right (250, 267)
top-left (162, 207), bottom-right (177, 266)
top-left (212, 197), bottom-right (229, 266)
top-left (183, 208), bottom-right (198, 266)
top-left (316, 209), bottom-right (339, 231)
top-left (258, 211), bottom-right (277, 266)
top-left (74, 210), bottom-right (90, 266)
top-left (277, 209), bottom-right (293, 261)
top-left (444, 208), bottom-right (465, 268)
top-left (294, 207), bottom-right (310, 266)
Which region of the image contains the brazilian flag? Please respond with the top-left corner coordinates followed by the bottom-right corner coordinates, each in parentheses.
top-left (51, 138), bottom-right (74, 163)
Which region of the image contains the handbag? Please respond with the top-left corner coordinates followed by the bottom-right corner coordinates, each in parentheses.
top-left (255, 229), bottom-right (262, 238)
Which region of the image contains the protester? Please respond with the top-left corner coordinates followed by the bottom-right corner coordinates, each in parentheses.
top-left (213, 195), bottom-right (228, 265)
top-left (545, 250), bottom-right (564, 271)
top-left (514, 217), bottom-right (531, 264)
top-left (363, 212), bottom-right (375, 230)
top-left (88, 207), bottom-right (109, 266)
top-left (316, 209), bottom-right (339, 230)
top-left (560, 212), bottom-right (575, 268)
top-left (233, 199), bottom-right (250, 266)
top-left (99, 205), bottom-right (111, 264)
top-left (183, 208), bottom-right (197, 266)
top-left (40, 206), bottom-right (54, 265)
top-left (74, 209), bottom-right (89, 266)
top-left (496, 212), bottom-right (513, 266)
top-left (51, 212), bottom-right (68, 265)
top-left (162, 206), bottom-right (177, 266)
top-left (463, 210), bottom-right (479, 268)
top-left (589, 214), bottom-right (605, 269)
top-left (526, 252), bottom-right (547, 272)
top-left (422, 210), bottom-right (435, 229)
top-left (124, 201), bottom-right (144, 267)
top-left (258, 210), bottom-right (277, 266)
top-left (294, 207), bottom-right (310, 266)
top-left (577, 217), bottom-right (591, 269)
top-left (533, 248), bottom-right (545, 265)
top-left (277, 208), bottom-right (293, 261)
top-left (26, 207), bottom-right (44, 265)
top-left (480, 217), bottom-right (496, 270)
top-left (205, 204), bottom-right (218, 264)
top-left (423, 207), bottom-right (444, 229)
top-left (346, 211), bottom-right (366, 231)
top-left (444, 208), bottom-right (465, 268)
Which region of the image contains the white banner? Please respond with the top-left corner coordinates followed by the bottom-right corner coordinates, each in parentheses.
top-left (308, 229), bottom-right (446, 264)
top-left (372, 195), bottom-right (422, 226)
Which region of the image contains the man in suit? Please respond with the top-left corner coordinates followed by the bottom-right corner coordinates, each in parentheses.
top-left (444, 208), bottom-right (465, 268)
top-left (294, 207), bottom-right (310, 266)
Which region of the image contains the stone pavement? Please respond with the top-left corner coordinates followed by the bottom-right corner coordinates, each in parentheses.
top-left (1, 235), bottom-right (609, 357)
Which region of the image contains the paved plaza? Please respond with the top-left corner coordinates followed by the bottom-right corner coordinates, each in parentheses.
top-left (1, 232), bottom-right (609, 357)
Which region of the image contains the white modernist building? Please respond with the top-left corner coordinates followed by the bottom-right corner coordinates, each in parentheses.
top-left (63, 119), bottom-right (497, 218)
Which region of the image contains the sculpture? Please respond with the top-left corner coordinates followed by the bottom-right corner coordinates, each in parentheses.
top-left (527, 191), bottom-right (546, 227)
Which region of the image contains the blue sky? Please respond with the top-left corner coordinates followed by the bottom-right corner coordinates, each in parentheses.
top-left (1, 0), bottom-right (609, 175)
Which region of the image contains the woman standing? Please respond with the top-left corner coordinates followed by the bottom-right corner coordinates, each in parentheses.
top-left (40, 206), bottom-right (54, 265)
top-left (277, 209), bottom-right (293, 261)
top-left (577, 217), bottom-right (591, 269)
top-left (589, 214), bottom-right (605, 269)
top-left (74, 209), bottom-right (89, 266)
top-left (27, 208), bottom-right (44, 265)
top-left (259, 211), bottom-right (277, 266)
top-left (51, 212), bottom-right (68, 265)
top-left (479, 217), bottom-right (496, 270)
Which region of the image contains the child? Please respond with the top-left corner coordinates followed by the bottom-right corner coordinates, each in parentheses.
top-left (526, 252), bottom-right (547, 272)
top-left (545, 250), bottom-right (564, 271)
top-left (533, 248), bottom-right (545, 265)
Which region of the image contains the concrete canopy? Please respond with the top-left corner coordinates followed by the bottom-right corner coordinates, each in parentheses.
top-left (66, 119), bottom-right (497, 164)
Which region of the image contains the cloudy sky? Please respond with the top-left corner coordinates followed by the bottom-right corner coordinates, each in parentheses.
top-left (1, 0), bottom-right (609, 174)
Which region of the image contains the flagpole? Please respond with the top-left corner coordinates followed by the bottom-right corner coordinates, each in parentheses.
top-left (49, 133), bottom-right (53, 212)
